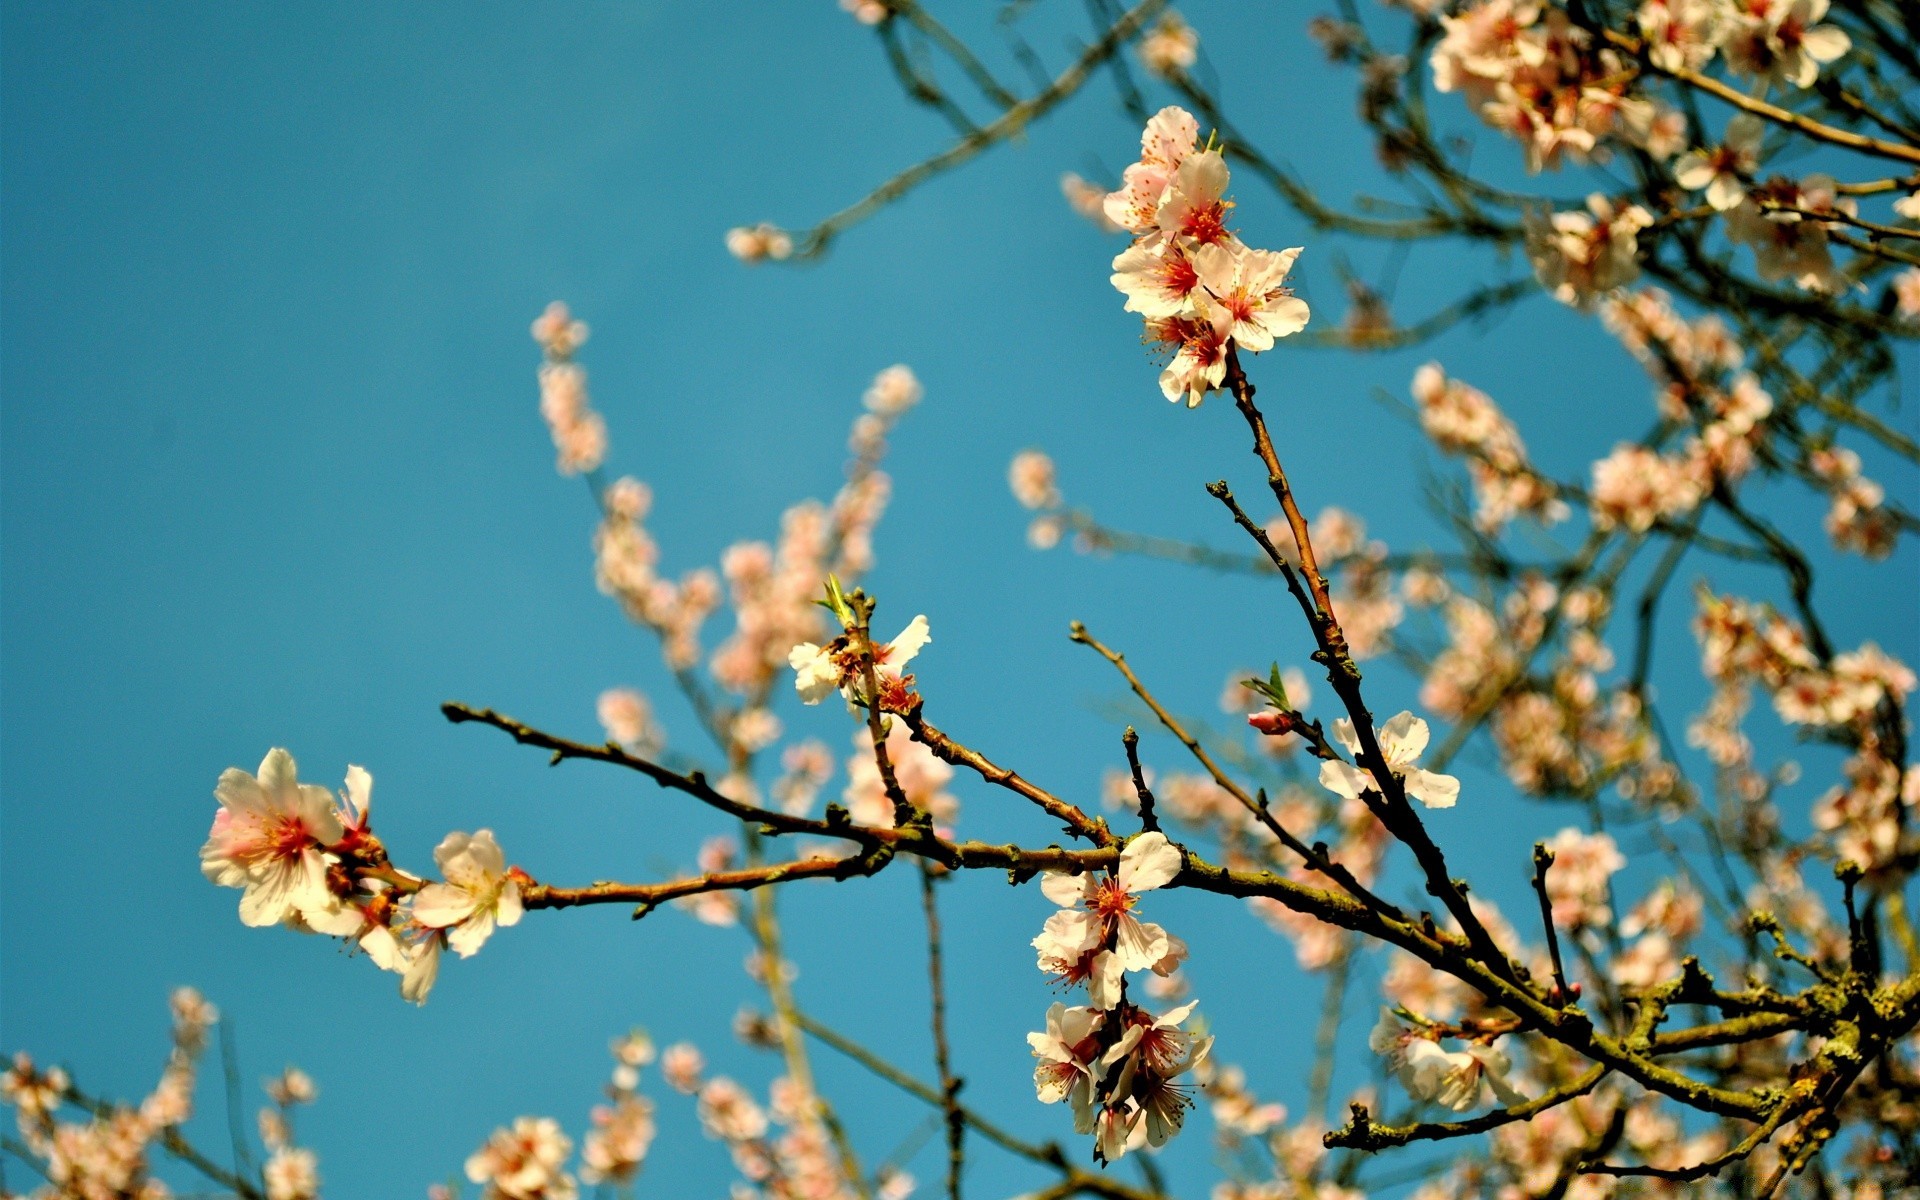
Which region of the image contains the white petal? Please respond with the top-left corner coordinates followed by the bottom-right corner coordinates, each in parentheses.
top-left (1330, 717), bottom-right (1363, 757)
top-left (256, 748), bottom-right (300, 797)
top-left (1404, 768), bottom-right (1460, 809)
top-left (214, 767), bottom-right (268, 814)
top-left (401, 937), bottom-right (441, 1004)
top-left (495, 880), bottom-right (524, 928)
top-left (1113, 914), bottom-right (1171, 971)
top-left (1379, 711), bottom-right (1429, 764)
top-left (343, 765), bottom-right (372, 819)
top-left (1318, 760), bottom-right (1369, 799)
top-left (1087, 950), bottom-right (1125, 1010)
top-left (1118, 832), bottom-right (1182, 893)
top-left (887, 615), bottom-right (931, 667)
top-left (411, 883), bottom-right (480, 930)
top-left (447, 910), bottom-right (496, 958)
top-left (1039, 871), bottom-right (1093, 908)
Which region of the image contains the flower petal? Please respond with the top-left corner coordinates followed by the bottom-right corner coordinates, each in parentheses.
top-left (1404, 768), bottom-right (1460, 809)
top-left (1117, 832), bottom-right (1181, 893)
top-left (1318, 760), bottom-right (1369, 799)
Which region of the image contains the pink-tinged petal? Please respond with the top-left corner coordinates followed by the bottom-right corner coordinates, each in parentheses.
top-left (1189, 241), bottom-right (1237, 293)
top-left (411, 883), bottom-right (480, 930)
top-left (1252, 246), bottom-right (1303, 289)
top-left (1040, 871), bottom-right (1093, 908)
top-left (1113, 913), bottom-right (1171, 971)
top-left (887, 615), bottom-right (931, 667)
top-left (1140, 106), bottom-right (1198, 167)
top-left (1404, 768), bottom-right (1460, 809)
top-left (1318, 760), bottom-right (1369, 799)
top-left (214, 767), bottom-right (268, 814)
top-left (1117, 832), bottom-right (1182, 893)
top-left (1172, 150), bottom-right (1228, 206)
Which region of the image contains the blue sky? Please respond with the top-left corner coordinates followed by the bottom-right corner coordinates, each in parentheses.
top-left (4, 2), bottom-right (1915, 1197)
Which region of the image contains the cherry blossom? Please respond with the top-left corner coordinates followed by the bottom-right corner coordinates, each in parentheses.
top-left (1111, 238), bottom-right (1205, 319)
top-left (201, 749), bottom-right (345, 928)
top-left (1035, 832), bottom-right (1185, 1009)
top-left (1190, 243), bottom-right (1310, 351)
top-left (530, 301), bottom-right (588, 359)
top-left (1102, 108), bottom-right (1199, 234)
top-left (596, 687), bottom-right (661, 753)
top-left (1541, 827), bottom-right (1625, 929)
top-left (1524, 195), bottom-right (1651, 308)
top-left (1137, 12), bottom-right (1198, 79)
top-left (1319, 712), bottom-right (1461, 809)
top-left (412, 830), bottom-right (524, 958)
top-left (1150, 299), bottom-right (1234, 408)
top-left (1726, 174), bottom-right (1854, 292)
top-left (1673, 114), bottom-right (1763, 210)
top-left (466, 1116), bottom-right (577, 1200)
top-left (1028, 1003), bottom-right (1105, 1132)
top-left (1096, 1000), bottom-right (1213, 1153)
top-left (863, 364), bottom-right (922, 415)
top-left (1723, 0), bottom-right (1851, 90)
top-left (789, 613), bottom-right (930, 707)
top-left (1060, 173), bottom-right (1123, 233)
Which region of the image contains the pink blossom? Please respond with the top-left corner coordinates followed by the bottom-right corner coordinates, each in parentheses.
top-left (725, 223), bottom-right (793, 263)
top-left (466, 1116), bottom-right (577, 1200)
top-left (202, 749), bottom-right (345, 928)
top-left (1137, 13), bottom-right (1198, 78)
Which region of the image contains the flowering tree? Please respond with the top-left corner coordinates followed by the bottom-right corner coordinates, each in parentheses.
top-left (7, 1), bottom-right (1919, 1197)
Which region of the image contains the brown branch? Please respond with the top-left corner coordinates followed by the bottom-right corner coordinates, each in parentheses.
top-left (919, 862), bottom-right (965, 1200)
top-left (786, 0), bottom-right (1168, 259)
top-left (1605, 28), bottom-right (1920, 166)
top-left (1325, 1063), bottom-right (1609, 1151)
top-left (902, 710), bottom-right (1114, 845)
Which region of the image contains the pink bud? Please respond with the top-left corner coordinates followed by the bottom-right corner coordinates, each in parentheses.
top-left (1247, 709), bottom-right (1298, 736)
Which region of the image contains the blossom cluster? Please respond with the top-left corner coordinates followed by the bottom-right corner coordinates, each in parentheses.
top-left (1104, 107), bottom-right (1310, 406)
top-left (1410, 362), bottom-right (1565, 533)
top-left (3, 991), bottom-right (325, 1200)
top-left (200, 748), bottom-right (524, 1004)
top-left (1694, 589), bottom-right (1917, 873)
top-left (589, 351), bottom-right (913, 728)
top-left (533, 302), bottom-right (607, 476)
top-left (1027, 833), bottom-right (1211, 1161)
top-left (1436, 0), bottom-right (1866, 301)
